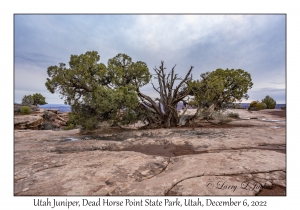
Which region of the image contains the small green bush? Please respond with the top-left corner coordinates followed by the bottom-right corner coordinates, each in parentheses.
top-left (20, 106), bottom-right (31, 114)
top-left (260, 102), bottom-right (267, 110)
top-left (21, 93), bottom-right (47, 106)
top-left (248, 101), bottom-right (263, 111)
top-left (262, 95), bottom-right (276, 109)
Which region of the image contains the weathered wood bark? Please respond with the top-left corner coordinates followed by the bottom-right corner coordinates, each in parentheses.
top-left (137, 61), bottom-right (193, 128)
top-left (178, 103), bottom-right (216, 126)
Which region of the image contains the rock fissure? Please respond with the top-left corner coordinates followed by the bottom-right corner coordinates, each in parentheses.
top-left (35, 164), bottom-right (67, 173)
top-left (211, 169), bottom-right (286, 177)
top-left (164, 169), bottom-right (285, 196)
top-left (139, 157), bottom-right (171, 181)
top-left (195, 146), bottom-right (286, 154)
top-left (14, 176), bottom-right (28, 181)
top-left (164, 174), bottom-right (205, 195)
top-left (52, 142), bottom-right (285, 156)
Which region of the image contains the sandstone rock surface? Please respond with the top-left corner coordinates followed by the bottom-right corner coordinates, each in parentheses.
top-left (14, 109), bottom-right (286, 195)
top-left (14, 115), bottom-right (43, 129)
top-left (14, 109), bottom-right (69, 130)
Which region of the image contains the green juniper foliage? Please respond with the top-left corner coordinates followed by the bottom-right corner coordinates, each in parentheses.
top-left (261, 95), bottom-right (276, 109)
top-left (45, 51), bottom-right (150, 130)
top-left (46, 52), bottom-right (254, 129)
top-left (32, 93), bottom-right (47, 105)
top-left (21, 93), bottom-right (47, 106)
top-left (189, 68), bottom-right (253, 111)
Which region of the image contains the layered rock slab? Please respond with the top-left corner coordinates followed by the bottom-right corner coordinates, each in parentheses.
top-left (166, 170), bottom-right (286, 196)
top-left (15, 149), bottom-right (285, 196)
top-left (117, 150), bottom-right (285, 195)
top-left (14, 109), bottom-right (286, 196)
top-left (14, 115), bottom-right (43, 129)
top-left (15, 150), bottom-right (169, 195)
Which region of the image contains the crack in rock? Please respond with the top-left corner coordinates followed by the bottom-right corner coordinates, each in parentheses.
top-left (211, 170), bottom-right (285, 177)
top-left (139, 158), bottom-right (171, 181)
top-left (164, 174), bottom-right (205, 195)
top-left (35, 164), bottom-right (66, 173)
top-left (164, 170), bottom-right (285, 195)
top-left (14, 176), bottom-right (28, 181)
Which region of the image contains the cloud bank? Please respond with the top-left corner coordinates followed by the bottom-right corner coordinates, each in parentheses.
top-left (14, 14), bottom-right (286, 104)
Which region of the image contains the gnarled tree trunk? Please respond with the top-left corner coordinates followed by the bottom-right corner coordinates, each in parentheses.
top-left (136, 61), bottom-right (193, 128)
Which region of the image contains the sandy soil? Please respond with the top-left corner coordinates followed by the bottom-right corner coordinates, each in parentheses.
top-left (14, 109), bottom-right (286, 196)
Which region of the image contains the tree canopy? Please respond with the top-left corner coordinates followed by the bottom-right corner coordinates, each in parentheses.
top-left (45, 51), bottom-right (150, 130)
top-left (262, 95), bottom-right (276, 109)
top-left (21, 93), bottom-right (47, 106)
top-left (21, 95), bottom-right (34, 106)
top-left (189, 68), bottom-right (253, 112)
top-left (45, 51), bottom-right (254, 130)
top-left (32, 93), bottom-right (47, 105)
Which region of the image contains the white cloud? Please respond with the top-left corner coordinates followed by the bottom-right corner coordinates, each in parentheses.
top-left (125, 15), bottom-right (269, 53)
top-left (14, 14), bottom-right (286, 104)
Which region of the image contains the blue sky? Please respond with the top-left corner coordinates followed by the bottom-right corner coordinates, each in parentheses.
top-left (14, 14), bottom-right (286, 104)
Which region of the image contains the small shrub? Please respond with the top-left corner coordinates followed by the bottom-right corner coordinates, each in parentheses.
top-left (227, 112), bottom-right (239, 118)
top-left (20, 106), bottom-right (31, 114)
top-left (248, 101), bottom-right (263, 111)
top-left (21, 93), bottom-right (47, 106)
top-left (32, 93), bottom-right (47, 105)
top-left (281, 106), bottom-right (286, 110)
top-left (260, 102), bottom-right (267, 110)
top-left (262, 95), bottom-right (276, 109)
